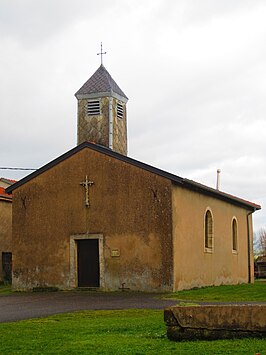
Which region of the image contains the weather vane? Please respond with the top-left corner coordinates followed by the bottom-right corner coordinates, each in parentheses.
top-left (97, 42), bottom-right (107, 65)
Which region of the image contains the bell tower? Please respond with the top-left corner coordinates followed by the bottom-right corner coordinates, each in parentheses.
top-left (75, 62), bottom-right (128, 155)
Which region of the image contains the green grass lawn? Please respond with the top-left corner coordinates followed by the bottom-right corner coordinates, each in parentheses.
top-left (0, 282), bottom-right (265, 354)
top-left (165, 280), bottom-right (266, 302)
top-left (0, 284), bottom-right (12, 295)
top-left (0, 309), bottom-right (265, 355)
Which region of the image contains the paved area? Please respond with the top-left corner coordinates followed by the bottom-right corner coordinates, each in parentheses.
top-left (0, 291), bottom-right (178, 323)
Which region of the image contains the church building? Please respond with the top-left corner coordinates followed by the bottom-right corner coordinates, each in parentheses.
top-left (6, 64), bottom-right (260, 292)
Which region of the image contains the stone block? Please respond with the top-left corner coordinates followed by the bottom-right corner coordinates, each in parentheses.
top-left (164, 305), bottom-right (266, 341)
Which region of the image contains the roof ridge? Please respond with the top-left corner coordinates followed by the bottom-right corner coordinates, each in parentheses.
top-left (183, 178), bottom-right (261, 210)
top-left (104, 65), bottom-right (115, 90)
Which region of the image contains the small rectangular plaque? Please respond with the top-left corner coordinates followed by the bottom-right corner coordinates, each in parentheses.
top-left (111, 249), bottom-right (120, 257)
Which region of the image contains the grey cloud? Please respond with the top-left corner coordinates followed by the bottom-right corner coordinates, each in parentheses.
top-left (1, 0), bottom-right (266, 232)
top-left (0, 0), bottom-right (112, 46)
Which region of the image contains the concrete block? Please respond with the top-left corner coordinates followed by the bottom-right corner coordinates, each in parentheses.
top-left (165, 305), bottom-right (266, 341)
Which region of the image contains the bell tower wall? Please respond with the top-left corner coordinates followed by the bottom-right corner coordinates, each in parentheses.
top-left (77, 95), bottom-right (128, 155)
top-left (111, 98), bottom-right (127, 155)
top-left (77, 97), bottom-right (110, 148)
top-left (75, 65), bottom-right (128, 155)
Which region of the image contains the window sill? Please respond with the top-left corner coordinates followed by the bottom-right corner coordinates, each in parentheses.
top-left (204, 247), bottom-right (214, 254)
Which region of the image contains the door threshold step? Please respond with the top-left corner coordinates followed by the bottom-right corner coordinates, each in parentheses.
top-left (76, 287), bottom-right (99, 291)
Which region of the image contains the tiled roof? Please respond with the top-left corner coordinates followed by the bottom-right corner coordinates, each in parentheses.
top-left (0, 186), bottom-right (12, 201)
top-left (75, 65), bottom-right (128, 99)
top-left (6, 141), bottom-right (261, 212)
top-left (0, 177), bottom-right (16, 184)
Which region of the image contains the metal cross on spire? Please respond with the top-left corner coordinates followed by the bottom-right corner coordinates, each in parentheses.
top-left (97, 42), bottom-right (107, 65)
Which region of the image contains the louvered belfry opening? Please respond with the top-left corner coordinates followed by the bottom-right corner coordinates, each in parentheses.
top-left (87, 100), bottom-right (101, 116)
top-left (117, 102), bottom-right (124, 119)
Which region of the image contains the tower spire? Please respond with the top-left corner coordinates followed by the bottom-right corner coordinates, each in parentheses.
top-left (97, 42), bottom-right (107, 65)
top-left (75, 62), bottom-right (128, 155)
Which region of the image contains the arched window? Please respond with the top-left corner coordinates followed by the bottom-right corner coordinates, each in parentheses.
top-left (232, 218), bottom-right (238, 252)
top-left (205, 210), bottom-right (213, 250)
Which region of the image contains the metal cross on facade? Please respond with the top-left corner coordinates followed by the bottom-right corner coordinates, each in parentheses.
top-left (97, 42), bottom-right (107, 65)
top-left (80, 175), bottom-right (94, 207)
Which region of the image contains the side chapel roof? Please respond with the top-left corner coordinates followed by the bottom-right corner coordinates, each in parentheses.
top-left (75, 64), bottom-right (128, 99)
top-left (0, 177), bottom-right (15, 202)
top-left (6, 142), bottom-right (261, 212)
top-left (0, 186), bottom-right (12, 200)
top-left (0, 177), bottom-right (16, 185)
top-left (0, 186), bottom-right (12, 201)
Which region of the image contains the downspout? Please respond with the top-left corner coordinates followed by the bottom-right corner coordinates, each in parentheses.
top-left (109, 97), bottom-right (113, 150)
top-left (77, 100), bottom-right (80, 145)
top-left (246, 210), bottom-right (254, 283)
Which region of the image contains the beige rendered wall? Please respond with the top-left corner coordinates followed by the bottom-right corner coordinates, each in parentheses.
top-left (0, 200), bottom-right (12, 281)
top-left (172, 185), bottom-right (254, 291)
top-left (12, 148), bottom-right (173, 291)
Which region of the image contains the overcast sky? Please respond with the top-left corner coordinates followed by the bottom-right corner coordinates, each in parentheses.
top-left (1, 0), bottom-right (265, 232)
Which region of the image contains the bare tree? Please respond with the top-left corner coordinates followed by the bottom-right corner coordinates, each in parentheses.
top-left (256, 229), bottom-right (266, 256)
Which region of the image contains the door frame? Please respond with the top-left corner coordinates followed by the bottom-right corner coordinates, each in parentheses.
top-left (69, 234), bottom-right (105, 288)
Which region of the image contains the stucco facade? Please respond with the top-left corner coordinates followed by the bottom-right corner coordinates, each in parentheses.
top-left (7, 143), bottom-right (259, 292)
top-left (172, 185), bottom-right (254, 290)
top-left (11, 146), bottom-right (173, 291)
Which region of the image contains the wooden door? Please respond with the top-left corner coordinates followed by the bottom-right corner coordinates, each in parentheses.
top-left (77, 239), bottom-right (100, 287)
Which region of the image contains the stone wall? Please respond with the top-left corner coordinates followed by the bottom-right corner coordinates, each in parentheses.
top-left (112, 98), bottom-right (127, 155)
top-left (77, 97), bottom-right (109, 148)
top-left (77, 97), bottom-right (127, 155)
